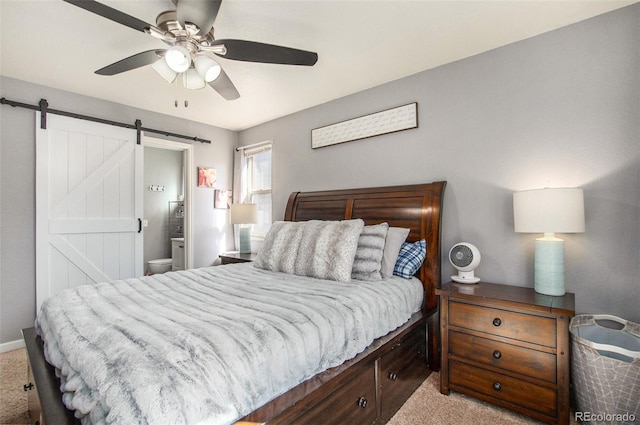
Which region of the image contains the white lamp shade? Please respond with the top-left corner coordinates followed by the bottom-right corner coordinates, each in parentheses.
top-left (183, 68), bottom-right (206, 90)
top-left (151, 59), bottom-right (177, 83)
top-left (194, 55), bottom-right (222, 82)
top-left (230, 203), bottom-right (258, 224)
top-left (513, 188), bottom-right (585, 234)
top-left (165, 45), bottom-right (191, 73)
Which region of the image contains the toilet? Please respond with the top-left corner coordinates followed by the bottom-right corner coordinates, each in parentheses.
top-left (148, 258), bottom-right (172, 275)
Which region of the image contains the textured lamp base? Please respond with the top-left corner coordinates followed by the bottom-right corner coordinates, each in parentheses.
top-left (239, 226), bottom-right (252, 254)
top-left (534, 235), bottom-right (565, 296)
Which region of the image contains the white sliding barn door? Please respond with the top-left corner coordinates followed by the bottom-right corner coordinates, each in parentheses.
top-left (36, 113), bottom-right (143, 310)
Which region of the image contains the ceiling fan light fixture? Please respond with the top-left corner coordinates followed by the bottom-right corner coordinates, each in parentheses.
top-left (165, 45), bottom-right (192, 73)
top-left (194, 55), bottom-right (221, 82)
top-left (151, 59), bottom-right (177, 83)
top-left (183, 67), bottom-right (206, 90)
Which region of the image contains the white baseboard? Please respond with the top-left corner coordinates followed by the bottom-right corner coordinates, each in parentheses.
top-left (0, 339), bottom-right (25, 353)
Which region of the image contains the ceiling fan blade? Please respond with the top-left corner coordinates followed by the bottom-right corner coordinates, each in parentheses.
top-left (213, 39), bottom-right (318, 66)
top-left (177, 0), bottom-right (222, 35)
top-left (62, 0), bottom-right (152, 33)
top-left (208, 69), bottom-right (240, 100)
top-left (96, 50), bottom-right (165, 76)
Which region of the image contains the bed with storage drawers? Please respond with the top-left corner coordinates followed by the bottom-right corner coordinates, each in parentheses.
top-left (23, 181), bottom-right (446, 425)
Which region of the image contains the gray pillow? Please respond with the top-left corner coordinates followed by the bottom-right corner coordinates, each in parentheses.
top-left (294, 219), bottom-right (364, 282)
top-left (351, 223), bottom-right (389, 281)
top-left (254, 221), bottom-right (306, 274)
top-left (255, 219), bottom-right (365, 283)
top-left (381, 227), bottom-right (410, 277)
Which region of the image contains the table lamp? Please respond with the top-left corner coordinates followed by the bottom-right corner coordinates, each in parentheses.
top-left (513, 188), bottom-right (585, 296)
top-left (230, 203), bottom-right (258, 254)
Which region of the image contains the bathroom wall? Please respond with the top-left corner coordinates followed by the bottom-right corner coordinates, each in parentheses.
top-left (143, 146), bottom-right (184, 271)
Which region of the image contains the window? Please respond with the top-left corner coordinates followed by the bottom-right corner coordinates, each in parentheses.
top-left (240, 143), bottom-right (272, 237)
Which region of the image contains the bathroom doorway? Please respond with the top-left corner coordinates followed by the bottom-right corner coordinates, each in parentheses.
top-left (143, 136), bottom-right (194, 273)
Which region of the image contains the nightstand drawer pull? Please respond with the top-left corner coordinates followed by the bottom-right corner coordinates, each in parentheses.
top-left (492, 382), bottom-right (502, 392)
top-left (492, 350), bottom-right (502, 359)
top-left (492, 317), bottom-right (502, 327)
top-left (357, 397), bottom-right (368, 408)
top-left (389, 372), bottom-right (398, 381)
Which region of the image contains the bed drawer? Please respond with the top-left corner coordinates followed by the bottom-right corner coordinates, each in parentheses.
top-left (449, 360), bottom-right (557, 418)
top-left (449, 301), bottom-right (556, 347)
top-left (379, 327), bottom-right (427, 421)
top-left (449, 331), bottom-right (556, 383)
top-left (292, 363), bottom-right (377, 425)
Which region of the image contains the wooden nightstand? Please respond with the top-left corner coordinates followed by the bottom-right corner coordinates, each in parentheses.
top-left (219, 252), bottom-right (257, 265)
top-left (436, 281), bottom-right (575, 425)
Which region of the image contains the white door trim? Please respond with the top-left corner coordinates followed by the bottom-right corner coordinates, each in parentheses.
top-left (143, 136), bottom-right (194, 270)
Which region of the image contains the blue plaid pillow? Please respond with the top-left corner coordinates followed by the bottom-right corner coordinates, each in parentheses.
top-left (393, 239), bottom-right (426, 279)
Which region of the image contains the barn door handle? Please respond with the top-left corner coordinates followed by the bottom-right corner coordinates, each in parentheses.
top-left (138, 218), bottom-right (142, 233)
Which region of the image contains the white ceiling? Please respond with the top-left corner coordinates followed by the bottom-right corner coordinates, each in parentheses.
top-left (1, 1), bottom-right (636, 131)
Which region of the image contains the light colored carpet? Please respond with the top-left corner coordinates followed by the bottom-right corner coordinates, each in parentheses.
top-left (0, 348), bottom-right (566, 424)
top-left (387, 372), bottom-right (546, 425)
top-left (0, 349), bottom-right (30, 424)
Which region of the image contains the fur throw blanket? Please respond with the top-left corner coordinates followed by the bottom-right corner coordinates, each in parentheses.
top-left (36, 264), bottom-right (422, 425)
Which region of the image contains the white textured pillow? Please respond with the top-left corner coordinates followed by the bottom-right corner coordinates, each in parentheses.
top-left (254, 221), bottom-right (306, 274)
top-left (255, 219), bottom-right (365, 283)
top-left (294, 219), bottom-right (364, 282)
top-left (351, 223), bottom-right (389, 281)
top-left (381, 227), bottom-right (410, 277)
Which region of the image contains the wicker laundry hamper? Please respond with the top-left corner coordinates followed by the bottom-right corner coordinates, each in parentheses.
top-left (570, 314), bottom-right (640, 425)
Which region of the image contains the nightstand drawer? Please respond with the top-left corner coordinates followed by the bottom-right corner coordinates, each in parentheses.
top-left (449, 331), bottom-right (557, 383)
top-left (449, 301), bottom-right (557, 347)
top-left (450, 360), bottom-right (557, 417)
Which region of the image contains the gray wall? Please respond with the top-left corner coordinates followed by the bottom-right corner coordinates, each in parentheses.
top-left (143, 147), bottom-right (183, 268)
top-left (0, 77), bottom-right (237, 344)
top-left (239, 5), bottom-right (640, 321)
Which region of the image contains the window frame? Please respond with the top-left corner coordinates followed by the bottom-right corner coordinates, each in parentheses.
top-left (240, 143), bottom-right (272, 238)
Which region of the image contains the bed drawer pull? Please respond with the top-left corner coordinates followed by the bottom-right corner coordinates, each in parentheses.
top-left (492, 317), bottom-right (502, 327)
top-left (389, 372), bottom-right (398, 381)
top-left (357, 397), bottom-right (368, 408)
top-left (492, 382), bottom-right (502, 392)
top-left (492, 350), bottom-right (502, 359)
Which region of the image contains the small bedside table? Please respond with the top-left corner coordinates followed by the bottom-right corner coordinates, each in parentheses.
top-left (436, 281), bottom-right (575, 425)
top-left (219, 252), bottom-right (257, 265)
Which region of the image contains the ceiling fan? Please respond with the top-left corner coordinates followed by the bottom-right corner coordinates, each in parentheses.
top-left (63, 0), bottom-right (319, 100)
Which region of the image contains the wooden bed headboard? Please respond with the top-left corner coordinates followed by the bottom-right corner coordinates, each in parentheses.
top-left (284, 181), bottom-right (446, 312)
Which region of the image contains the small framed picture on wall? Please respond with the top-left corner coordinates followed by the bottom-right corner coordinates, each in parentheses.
top-left (214, 190), bottom-right (232, 209)
top-left (197, 167), bottom-right (216, 188)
